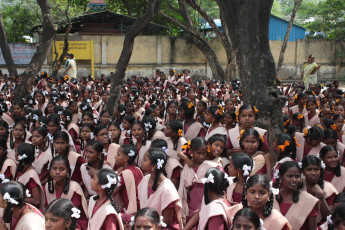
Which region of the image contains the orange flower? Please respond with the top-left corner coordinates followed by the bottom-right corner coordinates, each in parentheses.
top-left (293, 95), bottom-right (298, 100)
top-left (64, 75), bottom-right (69, 81)
top-left (294, 137), bottom-right (301, 147)
top-left (331, 124), bottom-right (337, 130)
top-left (259, 135), bottom-right (264, 143)
top-left (278, 141), bottom-right (290, 152)
top-left (316, 124), bottom-right (324, 130)
top-left (182, 141), bottom-right (191, 150)
top-left (303, 128), bottom-right (309, 137)
top-left (187, 102), bottom-right (194, 109)
top-left (253, 106), bottom-right (259, 113)
top-left (297, 114), bottom-right (304, 120)
top-left (173, 69), bottom-right (175, 73)
top-left (336, 99), bottom-right (340, 103)
top-left (312, 91), bottom-right (315, 95)
top-left (283, 119), bottom-right (290, 127)
top-left (41, 72), bottom-right (44, 75)
top-left (238, 129), bottom-right (245, 139)
top-left (207, 146), bottom-right (211, 153)
top-left (178, 129), bottom-right (183, 137)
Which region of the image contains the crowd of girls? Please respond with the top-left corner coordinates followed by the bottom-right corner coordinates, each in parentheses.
top-left (0, 70), bottom-right (344, 229)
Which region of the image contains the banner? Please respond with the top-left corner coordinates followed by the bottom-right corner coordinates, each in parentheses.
top-left (0, 43), bottom-right (37, 65)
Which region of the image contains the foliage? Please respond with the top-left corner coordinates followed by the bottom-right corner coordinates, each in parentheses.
top-left (1, 1), bottom-right (40, 42)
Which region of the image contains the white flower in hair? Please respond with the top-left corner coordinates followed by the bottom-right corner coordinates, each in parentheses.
top-left (33, 114), bottom-right (39, 121)
top-left (71, 207), bottom-right (81, 219)
top-left (242, 164), bottom-right (251, 176)
top-left (102, 149), bottom-right (108, 157)
top-left (156, 159), bottom-right (164, 169)
top-left (43, 91), bottom-right (48, 96)
top-left (108, 132), bottom-right (112, 139)
top-left (66, 116), bottom-right (71, 121)
top-left (101, 175), bottom-right (117, 189)
top-left (40, 122), bottom-right (45, 127)
top-left (144, 122), bottom-right (152, 131)
top-left (35, 148), bottom-right (40, 157)
top-left (58, 111), bottom-right (62, 115)
top-left (26, 189), bottom-right (31, 198)
top-left (160, 216), bottom-right (167, 228)
top-left (161, 146), bottom-right (168, 155)
top-left (127, 129), bottom-right (131, 134)
top-left (221, 102), bottom-right (225, 107)
top-left (326, 215), bottom-right (333, 225)
top-left (82, 105), bottom-right (88, 111)
top-left (130, 216), bottom-right (135, 226)
top-left (3, 193), bottom-right (18, 205)
top-left (90, 133), bottom-right (94, 140)
top-left (47, 133), bottom-right (53, 142)
top-left (270, 181), bottom-right (280, 195)
top-left (120, 110), bottom-right (125, 116)
top-left (128, 150), bottom-right (135, 157)
top-left (259, 219), bottom-right (265, 230)
top-left (298, 162), bottom-right (303, 168)
top-left (203, 121), bottom-right (210, 128)
top-left (0, 174), bottom-right (9, 184)
top-left (29, 99), bottom-right (33, 105)
top-left (120, 124), bottom-right (124, 131)
top-left (18, 154), bottom-right (28, 161)
top-left (87, 99), bottom-right (91, 103)
top-left (320, 160), bottom-right (326, 169)
top-left (273, 169), bottom-right (279, 179)
top-left (224, 173), bottom-right (233, 185)
top-left (201, 173), bottom-right (215, 184)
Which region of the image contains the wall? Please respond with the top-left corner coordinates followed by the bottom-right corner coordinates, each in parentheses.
top-left (2, 35), bottom-right (345, 82)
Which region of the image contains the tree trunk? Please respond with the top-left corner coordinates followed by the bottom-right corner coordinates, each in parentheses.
top-left (52, 23), bottom-right (72, 77)
top-left (276, 0), bottom-right (303, 75)
top-left (105, 0), bottom-right (161, 114)
top-left (216, 0), bottom-right (283, 135)
top-left (14, 0), bottom-right (56, 102)
top-left (0, 8), bottom-right (18, 76)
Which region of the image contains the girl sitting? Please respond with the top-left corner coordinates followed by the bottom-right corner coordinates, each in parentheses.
top-left (179, 101), bottom-right (205, 141)
top-left (130, 207), bottom-right (166, 230)
top-left (204, 105), bottom-right (228, 141)
top-left (164, 120), bottom-right (187, 163)
top-left (304, 98), bottom-right (320, 127)
top-left (0, 137), bottom-right (16, 182)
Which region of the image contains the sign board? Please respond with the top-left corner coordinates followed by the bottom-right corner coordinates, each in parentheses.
top-left (53, 41), bottom-right (94, 77)
top-left (0, 43), bottom-right (37, 65)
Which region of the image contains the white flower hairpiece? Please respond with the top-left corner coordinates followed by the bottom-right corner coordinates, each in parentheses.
top-left (259, 219), bottom-right (265, 230)
top-left (161, 146), bottom-right (168, 155)
top-left (75, 93), bottom-right (79, 97)
top-left (47, 133), bottom-right (53, 143)
top-left (40, 122), bottom-right (45, 127)
top-left (18, 154), bottom-right (28, 161)
top-left (270, 181), bottom-right (280, 195)
top-left (71, 207), bottom-right (81, 219)
top-left (120, 110), bottom-right (125, 116)
top-left (298, 162), bottom-right (303, 168)
top-left (108, 132), bottom-right (112, 139)
top-left (25, 113), bottom-right (31, 119)
top-left (0, 174), bottom-right (9, 184)
top-left (57, 111), bottom-right (62, 115)
top-left (32, 114), bottom-right (39, 121)
top-left (101, 175), bottom-right (117, 189)
top-left (326, 215), bottom-right (333, 225)
top-left (157, 159), bottom-right (164, 169)
top-left (66, 116), bottom-right (71, 121)
top-left (52, 96), bottom-right (57, 102)
top-left (29, 99), bottom-right (33, 104)
top-left (94, 118), bottom-right (98, 124)
top-left (3, 192), bottom-right (18, 205)
top-left (201, 173), bottom-right (215, 184)
top-left (87, 99), bottom-right (91, 103)
top-left (127, 129), bottom-right (131, 134)
top-left (82, 105), bottom-right (88, 111)
top-left (35, 148), bottom-right (40, 157)
top-left (90, 133), bottom-right (94, 140)
top-left (43, 91), bottom-right (48, 96)
top-left (224, 173), bottom-right (233, 185)
top-left (102, 149), bottom-right (107, 157)
top-left (203, 121), bottom-right (210, 128)
top-left (273, 169), bottom-right (279, 179)
top-left (130, 216), bottom-right (135, 226)
top-left (320, 160), bottom-right (326, 169)
top-left (144, 122), bottom-right (152, 131)
top-left (160, 216), bottom-right (167, 228)
top-left (26, 189), bottom-right (31, 198)
top-left (242, 164), bottom-right (251, 176)
top-left (128, 150), bottom-right (136, 157)
top-left (120, 124), bottom-right (124, 131)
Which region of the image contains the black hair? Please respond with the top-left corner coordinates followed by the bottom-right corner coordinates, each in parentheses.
top-left (47, 156), bottom-right (71, 194)
top-left (47, 114), bottom-right (61, 129)
top-left (79, 102), bottom-right (92, 113)
top-left (302, 155), bottom-right (324, 189)
top-left (9, 122), bottom-right (26, 149)
top-left (276, 161), bottom-right (302, 203)
top-left (119, 144), bottom-right (137, 165)
top-left (32, 127), bottom-right (49, 152)
top-left (333, 192), bottom-right (345, 205)
top-left (0, 137), bottom-right (7, 175)
top-left (132, 207), bottom-right (161, 229)
top-left (81, 112), bottom-right (94, 126)
top-left (51, 131), bottom-right (70, 158)
top-left (93, 168), bottom-right (121, 213)
top-left (62, 109), bottom-right (73, 128)
top-left (80, 123), bottom-right (95, 151)
top-left (239, 128), bottom-right (263, 151)
top-left (1, 181), bottom-right (26, 223)
top-left (294, 93), bottom-right (306, 104)
top-left (238, 104), bottom-right (258, 118)
top-left (148, 148), bottom-right (167, 191)
top-left (306, 97), bottom-right (318, 110)
top-left (242, 174), bottom-right (273, 217)
top-left (231, 208), bottom-right (261, 230)
top-left (45, 198), bottom-right (77, 230)
top-left (142, 116), bottom-right (156, 140)
top-left (291, 112), bottom-right (305, 133)
top-left (17, 143), bottom-right (35, 172)
top-left (86, 140), bottom-right (105, 170)
top-left (275, 132), bottom-right (296, 161)
top-left (203, 168), bottom-right (230, 205)
top-left (303, 125), bottom-right (324, 141)
top-left (283, 115), bottom-right (291, 129)
top-left (207, 105), bottom-right (224, 123)
top-left (165, 100), bottom-right (178, 121)
top-left (123, 115), bottom-right (135, 126)
top-left (231, 153), bottom-right (253, 183)
top-left (129, 120), bottom-right (147, 146)
top-left (93, 124), bottom-right (108, 137)
top-left (320, 145), bottom-right (341, 177)
top-left (327, 203), bottom-right (345, 230)
top-left (323, 119), bottom-right (335, 130)
top-left (109, 121), bottom-right (121, 144)
top-left (0, 120), bottom-right (9, 140)
top-left (167, 120), bottom-right (183, 150)
top-left (180, 101), bottom-right (195, 119)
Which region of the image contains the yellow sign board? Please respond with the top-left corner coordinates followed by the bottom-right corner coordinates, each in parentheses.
top-left (53, 41), bottom-right (94, 78)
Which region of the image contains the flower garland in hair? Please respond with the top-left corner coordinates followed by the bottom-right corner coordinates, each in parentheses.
top-left (297, 114), bottom-right (304, 120)
top-left (215, 105), bottom-right (224, 116)
top-left (278, 141), bottom-right (290, 152)
top-left (177, 129), bottom-right (183, 137)
top-left (182, 141), bottom-right (191, 150)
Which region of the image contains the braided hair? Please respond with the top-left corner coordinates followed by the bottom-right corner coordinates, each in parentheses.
top-left (93, 168), bottom-right (121, 213)
top-left (120, 144), bottom-right (137, 165)
top-left (203, 167), bottom-right (230, 205)
top-left (130, 120), bottom-right (147, 146)
top-left (47, 156), bottom-right (71, 194)
top-left (51, 131), bottom-right (70, 158)
top-left (231, 153), bottom-right (253, 183)
top-left (1, 181), bottom-right (26, 223)
top-left (44, 198), bottom-right (77, 230)
top-left (9, 122), bottom-right (26, 150)
top-left (86, 140), bottom-right (104, 170)
top-left (320, 145), bottom-right (341, 177)
top-left (275, 132), bottom-right (296, 161)
top-left (148, 148), bottom-right (167, 191)
top-left (275, 161), bottom-right (302, 203)
top-left (302, 155), bottom-right (325, 189)
top-left (242, 174), bottom-right (273, 218)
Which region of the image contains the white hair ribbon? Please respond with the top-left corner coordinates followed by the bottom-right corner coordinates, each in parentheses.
top-left (87, 99), bottom-right (91, 103)
top-left (3, 192), bottom-right (18, 205)
top-left (128, 150), bottom-right (136, 157)
top-left (101, 175), bottom-right (117, 189)
top-left (29, 99), bottom-right (33, 105)
top-left (270, 181), bottom-right (280, 195)
top-left (66, 116), bottom-right (71, 121)
top-left (119, 124), bottom-right (124, 131)
top-left (43, 91), bottom-right (48, 96)
top-left (161, 146), bottom-right (168, 155)
top-left (102, 149), bottom-right (107, 157)
top-left (259, 219), bottom-right (265, 230)
top-left (130, 216), bottom-right (135, 226)
top-left (127, 129), bottom-right (131, 135)
top-left (108, 132), bottom-right (112, 139)
top-left (273, 169), bottom-right (279, 179)
top-left (71, 207), bottom-right (81, 219)
top-left (47, 133), bottom-right (53, 142)
top-left (144, 122), bottom-right (152, 131)
top-left (35, 148), bottom-right (40, 157)
top-left (82, 105), bottom-right (88, 111)
top-left (242, 164), bottom-right (251, 176)
top-left (160, 216), bottom-right (167, 228)
top-left (224, 173), bottom-right (233, 185)
top-left (40, 122), bottom-right (45, 127)
top-left (201, 173), bottom-right (215, 184)
top-left (298, 162), bottom-right (303, 168)
top-left (326, 215), bottom-right (333, 225)
top-left (321, 160), bottom-right (326, 169)
top-left (32, 114), bottom-right (39, 121)
top-left (25, 113), bottom-right (31, 119)
top-left (90, 133), bottom-right (94, 140)
top-left (203, 121), bottom-right (210, 128)
top-left (157, 159), bottom-right (164, 169)
top-left (0, 174), bottom-right (9, 184)
top-left (18, 154), bottom-right (28, 161)
top-left (26, 189), bottom-right (31, 198)
top-left (94, 118), bottom-right (98, 124)
top-left (120, 110), bottom-right (125, 116)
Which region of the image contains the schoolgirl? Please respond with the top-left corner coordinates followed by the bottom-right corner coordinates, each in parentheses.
top-left (130, 207), bottom-right (166, 230)
top-left (206, 134), bottom-right (226, 168)
top-left (319, 203), bottom-right (345, 230)
top-left (130, 120), bottom-right (152, 168)
top-left (61, 109), bottom-right (80, 150)
top-left (80, 123), bottom-right (95, 158)
top-left (142, 116), bottom-right (165, 141)
top-left (164, 120), bottom-right (187, 163)
top-left (7, 122), bottom-right (27, 163)
top-left (223, 111), bottom-right (237, 131)
top-left (0, 136), bottom-right (16, 182)
top-left (273, 161), bottom-right (318, 229)
top-left (88, 168), bottom-right (124, 230)
top-left (179, 101), bottom-right (205, 141)
top-left (108, 121), bottom-right (121, 144)
top-left (291, 112), bottom-right (307, 133)
top-left (119, 115), bottom-right (135, 145)
top-left (204, 105), bottom-right (228, 141)
top-left (45, 156), bottom-right (88, 229)
top-left (33, 90), bottom-right (47, 114)
top-left (332, 114), bottom-right (345, 144)
top-left (230, 208), bottom-right (264, 230)
top-left (98, 110), bottom-right (111, 127)
top-left (290, 93), bottom-right (307, 116)
top-left (164, 100), bottom-right (178, 126)
top-left (94, 125), bottom-right (118, 168)
top-left (322, 128), bottom-right (345, 162)
top-left (305, 98), bottom-right (320, 127)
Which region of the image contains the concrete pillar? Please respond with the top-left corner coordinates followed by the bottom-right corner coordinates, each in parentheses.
top-left (157, 36), bottom-right (162, 65)
top-left (102, 36), bottom-right (107, 65)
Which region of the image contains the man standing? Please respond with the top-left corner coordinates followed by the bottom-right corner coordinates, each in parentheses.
top-left (64, 53), bottom-right (77, 79)
top-left (300, 55), bottom-right (321, 88)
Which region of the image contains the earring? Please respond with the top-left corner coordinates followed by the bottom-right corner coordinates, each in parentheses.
top-left (207, 146), bottom-right (211, 153)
